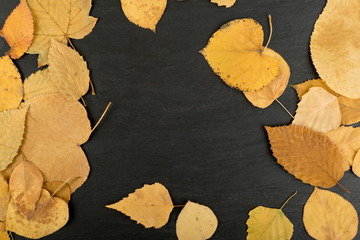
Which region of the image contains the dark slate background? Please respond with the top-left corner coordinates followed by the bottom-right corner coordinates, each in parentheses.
top-left (1, 0), bottom-right (359, 239)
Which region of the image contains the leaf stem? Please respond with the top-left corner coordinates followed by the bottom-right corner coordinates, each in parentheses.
top-left (275, 99), bottom-right (294, 119)
top-left (337, 182), bottom-right (350, 193)
top-left (89, 79), bottom-right (96, 95)
top-left (91, 102), bottom-right (112, 134)
top-left (265, 15), bottom-right (273, 49)
top-left (280, 191), bottom-right (297, 210)
top-left (65, 35), bottom-right (76, 51)
top-left (173, 205), bottom-right (185, 208)
top-left (80, 96), bottom-right (87, 107)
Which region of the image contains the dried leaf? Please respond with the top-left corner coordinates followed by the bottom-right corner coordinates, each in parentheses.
top-left (303, 188), bottom-right (358, 239)
top-left (0, 1), bottom-right (34, 59)
top-left (265, 125), bottom-right (344, 188)
top-left (0, 223), bottom-right (10, 240)
top-left (106, 183), bottom-right (173, 228)
top-left (43, 181), bottom-right (71, 203)
top-left (292, 87), bottom-right (341, 133)
top-left (176, 201), bottom-right (218, 240)
top-left (311, 0), bottom-right (360, 99)
top-left (0, 56), bottom-right (23, 112)
top-left (23, 69), bottom-right (58, 101)
top-left (120, 0), bottom-right (167, 32)
top-left (6, 189), bottom-right (69, 239)
top-left (326, 126), bottom-right (360, 171)
top-left (352, 150), bottom-right (360, 177)
top-left (26, 0), bottom-right (97, 66)
top-left (9, 160), bottom-right (43, 220)
top-left (210, 0), bottom-right (236, 8)
top-left (0, 176), bottom-right (10, 222)
top-left (0, 105), bottom-right (28, 171)
top-left (48, 39), bottom-right (90, 101)
top-left (201, 18), bottom-right (280, 92)
top-left (244, 49), bottom-right (290, 108)
top-left (20, 93), bottom-right (91, 192)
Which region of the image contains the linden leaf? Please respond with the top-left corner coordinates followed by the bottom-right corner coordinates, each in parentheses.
top-left (244, 49), bottom-right (290, 108)
top-left (0, 105), bottom-right (28, 171)
top-left (326, 126), bottom-right (360, 171)
top-left (292, 87), bottom-right (341, 133)
top-left (201, 18), bottom-right (280, 92)
top-left (0, 176), bottom-right (10, 222)
top-left (0, 1), bottom-right (34, 59)
top-left (120, 0), bottom-right (167, 32)
top-left (9, 160), bottom-right (43, 220)
top-left (26, 0), bottom-right (98, 66)
top-left (48, 39), bottom-right (90, 101)
top-left (20, 93), bottom-right (91, 192)
top-left (303, 188), bottom-right (358, 240)
top-left (311, 0), bottom-right (360, 99)
top-left (210, 0), bottom-right (236, 8)
top-left (43, 181), bottom-right (71, 203)
top-left (106, 182), bottom-right (173, 228)
top-left (23, 69), bottom-right (58, 101)
top-left (0, 56), bottom-right (23, 112)
top-left (266, 125), bottom-right (344, 188)
top-left (6, 189), bottom-right (69, 239)
top-left (176, 201), bottom-right (218, 240)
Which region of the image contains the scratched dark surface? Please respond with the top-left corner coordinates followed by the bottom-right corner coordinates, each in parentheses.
top-left (1, 0), bottom-right (358, 239)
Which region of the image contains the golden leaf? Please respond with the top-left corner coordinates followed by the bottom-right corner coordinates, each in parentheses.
top-left (106, 182), bottom-right (173, 228)
top-left (0, 223), bottom-right (10, 240)
top-left (0, 105), bottom-right (28, 171)
top-left (120, 0), bottom-right (167, 32)
top-left (303, 188), bottom-right (358, 239)
top-left (0, 56), bottom-right (23, 112)
top-left (26, 0), bottom-right (97, 66)
top-left (266, 125), bottom-right (344, 188)
top-left (176, 201), bottom-right (218, 240)
top-left (9, 160), bottom-right (43, 220)
top-left (6, 189), bottom-right (69, 239)
top-left (201, 18), bottom-right (280, 92)
top-left (244, 49), bottom-right (290, 108)
top-left (292, 87), bottom-right (341, 133)
top-left (23, 69), bottom-right (58, 101)
top-left (43, 181), bottom-right (71, 203)
top-left (311, 0), bottom-right (360, 99)
top-left (48, 39), bottom-right (90, 101)
top-left (20, 93), bottom-right (91, 192)
top-left (210, 0), bottom-right (236, 8)
top-left (326, 126), bottom-right (360, 171)
top-left (0, 176), bottom-right (10, 222)
top-left (0, 1), bottom-right (34, 59)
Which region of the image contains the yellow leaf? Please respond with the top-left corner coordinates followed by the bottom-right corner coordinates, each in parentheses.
top-left (311, 0), bottom-right (360, 99)
top-left (0, 176), bottom-right (10, 222)
top-left (176, 201), bottom-right (218, 240)
top-left (326, 126), bottom-right (360, 171)
top-left (244, 49), bottom-right (290, 108)
top-left (6, 189), bottom-right (69, 239)
top-left (9, 160), bottom-right (43, 220)
top-left (303, 188), bottom-right (358, 240)
top-left (0, 56), bottom-right (23, 112)
top-left (0, 1), bottom-right (34, 59)
top-left (106, 182), bottom-right (173, 228)
top-left (43, 181), bottom-right (71, 203)
top-left (23, 69), bottom-right (58, 101)
top-left (26, 0), bottom-right (97, 66)
top-left (0, 105), bottom-right (28, 171)
top-left (201, 18), bottom-right (280, 92)
top-left (352, 150), bottom-right (360, 177)
top-left (20, 93), bottom-right (91, 192)
top-left (48, 39), bottom-right (90, 101)
top-left (292, 79), bottom-right (337, 100)
top-left (292, 87), bottom-right (341, 133)
top-left (266, 125), bottom-right (344, 188)
top-left (210, 0), bottom-right (236, 8)
top-left (120, 0), bottom-right (167, 32)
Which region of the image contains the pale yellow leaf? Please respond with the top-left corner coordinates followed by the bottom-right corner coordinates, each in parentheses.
top-left (23, 69), bottom-right (58, 101)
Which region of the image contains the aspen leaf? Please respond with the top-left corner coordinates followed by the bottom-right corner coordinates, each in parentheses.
top-left (210, 0), bottom-right (236, 8)
top-left (6, 189), bottom-right (69, 239)
top-left (20, 93), bottom-right (91, 192)
top-left (120, 0), bottom-right (167, 32)
top-left (176, 201), bottom-right (218, 240)
top-left (23, 69), bottom-right (58, 101)
top-left (48, 39), bottom-right (90, 101)
top-left (0, 105), bottom-right (28, 171)
top-left (0, 56), bottom-right (23, 112)
top-left (0, 1), bottom-right (34, 59)
top-left (0, 176), bottom-right (10, 222)
top-left (43, 181), bottom-right (71, 203)
top-left (106, 183), bottom-right (173, 228)
top-left (303, 188), bottom-right (358, 240)
top-left (26, 0), bottom-right (98, 66)
top-left (201, 18), bottom-right (280, 92)
top-left (244, 49), bottom-right (290, 108)
top-left (292, 87), bottom-right (341, 133)
top-left (311, 0), bottom-right (360, 99)
top-left (9, 160), bottom-right (43, 220)
top-left (266, 125), bottom-right (344, 188)
top-left (326, 126), bottom-right (360, 171)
